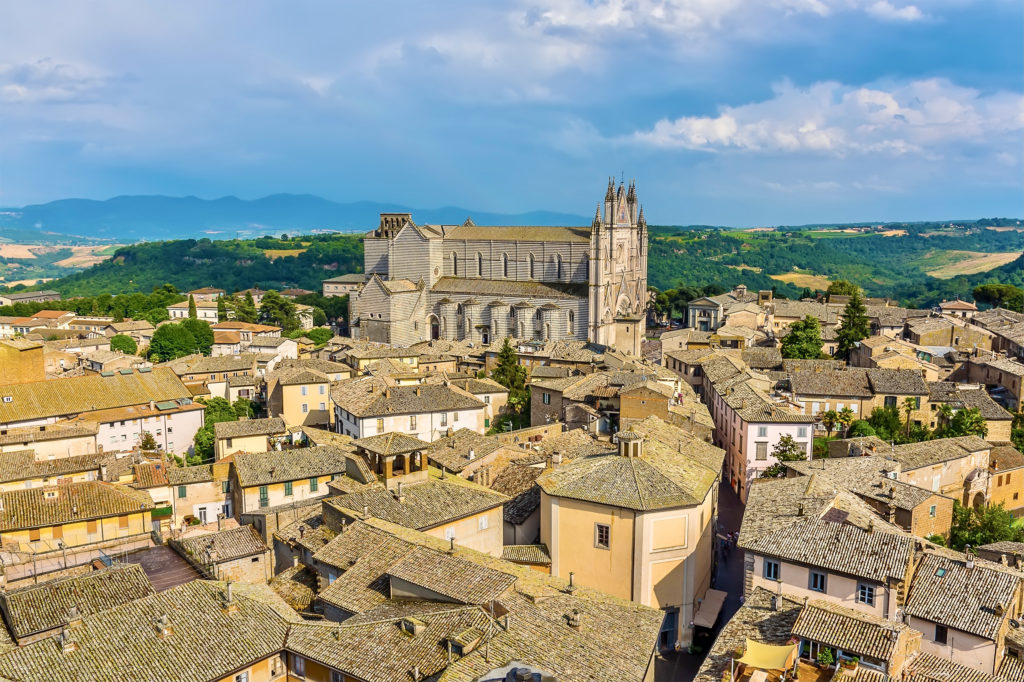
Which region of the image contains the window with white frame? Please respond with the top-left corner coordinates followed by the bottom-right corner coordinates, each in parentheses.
top-left (856, 583), bottom-right (875, 606)
top-left (757, 426), bottom-right (768, 438)
top-left (291, 655), bottom-right (305, 677)
top-left (478, 515), bottom-right (488, 531)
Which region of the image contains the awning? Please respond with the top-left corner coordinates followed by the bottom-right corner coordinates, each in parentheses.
top-left (737, 639), bottom-right (798, 671)
top-left (693, 588), bottom-right (728, 628)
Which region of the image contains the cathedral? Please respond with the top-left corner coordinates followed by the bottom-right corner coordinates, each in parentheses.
top-left (349, 179), bottom-right (648, 356)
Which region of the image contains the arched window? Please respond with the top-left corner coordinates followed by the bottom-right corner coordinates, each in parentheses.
top-left (529, 253), bottom-right (536, 279)
top-left (555, 254), bottom-right (563, 280)
top-left (568, 310), bottom-right (574, 335)
top-left (477, 252), bottom-right (484, 278)
top-left (451, 252), bottom-right (458, 276)
top-left (456, 303), bottom-right (464, 316)
top-left (502, 253), bottom-right (510, 278)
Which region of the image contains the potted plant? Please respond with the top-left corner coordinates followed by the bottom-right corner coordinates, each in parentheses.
top-left (817, 647), bottom-right (835, 668)
top-left (841, 657), bottom-right (860, 670)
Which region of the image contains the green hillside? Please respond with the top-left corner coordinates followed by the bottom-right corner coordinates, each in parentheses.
top-left (6, 218), bottom-right (1021, 310)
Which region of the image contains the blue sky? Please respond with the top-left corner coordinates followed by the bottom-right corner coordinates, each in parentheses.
top-left (1, 0), bottom-right (1021, 225)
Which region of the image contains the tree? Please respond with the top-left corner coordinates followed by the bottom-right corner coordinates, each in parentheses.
top-left (232, 398), bottom-right (255, 419)
top-left (826, 280), bottom-right (860, 297)
top-left (217, 297), bottom-right (227, 322)
top-left (819, 409), bottom-right (838, 438)
top-left (867, 406), bottom-right (903, 442)
top-left (191, 397), bottom-right (243, 462)
top-left (110, 334), bottom-right (137, 355)
top-left (903, 397), bottom-right (918, 437)
top-left (772, 434), bottom-right (806, 462)
top-left (837, 407), bottom-right (855, 436)
top-left (180, 318), bottom-right (214, 355)
top-left (948, 501), bottom-right (1024, 550)
top-left (312, 307), bottom-right (327, 327)
top-left (148, 324), bottom-right (196, 362)
top-left (835, 290), bottom-right (870, 358)
top-left (941, 407), bottom-right (988, 438)
top-left (187, 294), bottom-right (197, 319)
top-left (259, 290), bottom-right (299, 331)
top-left (973, 284), bottom-right (1024, 313)
top-left (305, 327), bottom-right (333, 346)
top-left (232, 293), bottom-right (259, 323)
top-left (139, 431), bottom-right (157, 450)
top-left (847, 420), bottom-right (877, 437)
top-left (780, 315), bottom-right (825, 359)
top-left (491, 338), bottom-right (528, 416)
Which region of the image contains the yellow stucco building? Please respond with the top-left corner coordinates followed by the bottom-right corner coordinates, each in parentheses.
top-left (537, 416), bottom-right (724, 649)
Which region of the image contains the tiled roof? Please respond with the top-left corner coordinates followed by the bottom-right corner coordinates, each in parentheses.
top-left (448, 377), bottom-right (508, 395)
top-left (0, 564), bottom-right (154, 642)
top-left (694, 587), bottom-right (803, 682)
top-left (501, 544), bottom-right (551, 565)
top-left (268, 564), bottom-right (317, 612)
top-left (489, 463), bottom-right (544, 525)
top-left (0, 482), bottom-right (154, 531)
top-left (929, 382), bottom-right (1014, 421)
top-left (0, 581), bottom-right (291, 682)
top-left (891, 436), bottom-right (991, 470)
top-left (323, 273), bottom-right (366, 283)
top-left (986, 357), bottom-right (1024, 377)
top-left (431, 276), bottom-right (587, 300)
top-left (387, 545), bottom-right (517, 603)
top-left (537, 422), bottom-right (721, 511)
top-left (443, 224), bottom-right (592, 243)
top-left (331, 381), bottom-right (483, 418)
top-left (742, 347), bottom-right (784, 370)
top-left (176, 525), bottom-right (268, 563)
top-left (866, 368), bottom-right (929, 395)
top-left (791, 367), bottom-right (872, 397)
top-left (213, 417), bottom-right (286, 439)
top-left (352, 432), bottom-right (431, 456)
top-left (0, 450), bottom-right (101, 484)
top-left (792, 599), bottom-right (912, 661)
top-left (233, 446), bottom-right (352, 487)
top-left (993, 446), bottom-right (1024, 471)
top-left (0, 368), bottom-right (191, 424)
top-left (276, 357), bottom-right (350, 375)
top-left (785, 455), bottom-right (937, 511)
top-left (427, 428), bottom-right (506, 472)
top-left (979, 541), bottom-right (1024, 556)
top-left (905, 652), bottom-right (1012, 682)
top-left (326, 472), bottom-right (506, 531)
top-left (166, 464), bottom-right (214, 486)
top-left (162, 353), bottom-right (256, 375)
top-left (905, 551), bottom-right (1021, 639)
top-left (131, 461), bottom-right (170, 488)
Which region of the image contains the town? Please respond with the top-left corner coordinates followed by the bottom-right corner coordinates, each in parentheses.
top-left (0, 181), bottom-right (1021, 681)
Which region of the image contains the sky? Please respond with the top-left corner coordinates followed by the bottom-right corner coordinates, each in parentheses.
top-left (1, 0), bottom-right (1022, 226)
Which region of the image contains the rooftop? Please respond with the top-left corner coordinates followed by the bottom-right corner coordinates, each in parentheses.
top-left (175, 525), bottom-right (268, 564)
top-left (0, 481), bottom-right (154, 531)
top-left (233, 446), bottom-right (353, 487)
top-left (213, 417), bottom-right (287, 440)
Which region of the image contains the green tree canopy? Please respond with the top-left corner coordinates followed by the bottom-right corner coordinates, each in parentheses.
top-left (180, 318), bottom-right (214, 355)
top-left (772, 434), bottom-right (806, 462)
top-left (973, 284), bottom-right (1024, 313)
top-left (148, 324), bottom-right (196, 362)
top-left (187, 294), bottom-right (197, 319)
top-left (835, 290), bottom-right (870, 358)
top-left (826, 280), bottom-right (860, 297)
top-left (847, 420), bottom-right (877, 437)
top-left (948, 501), bottom-right (1024, 550)
top-left (820, 409), bottom-right (838, 438)
top-left (259, 290), bottom-right (299, 331)
top-left (939, 406), bottom-right (989, 439)
top-left (305, 327), bottom-right (333, 346)
top-left (780, 315), bottom-right (825, 359)
top-left (109, 334), bottom-right (137, 355)
top-left (491, 338), bottom-right (528, 416)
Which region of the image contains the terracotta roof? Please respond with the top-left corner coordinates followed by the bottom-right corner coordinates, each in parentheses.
top-left (0, 368), bottom-right (191, 424)
top-left (890, 436), bottom-right (991, 470)
top-left (233, 446), bottom-right (352, 487)
top-left (175, 525), bottom-right (268, 563)
top-left (792, 599), bottom-right (912, 662)
top-left (426, 429), bottom-right (506, 472)
top-left (0, 450), bottom-right (101, 484)
top-left (489, 463), bottom-right (544, 525)
top-left (905, 551), bottom-right (1021, 639)
top-left (131, 461), bottom-right (170, 489)
top-left (791, 367), bottom-right (872, 397)
top-left (268, 564), bottom-right (317, 612)
top-left (165, 464), bottom-right (214, 486)
top-left (866, 368), bottom-right (929, 395)
top-left (328, 472), bottom-right (506, 531)
top-left (0, 564), bottom-right (154, 643)
top-left (331, 381), bottom-right (483, 418)
top-left (387, 545), bottom-right (517, 603)
top-left (352, 432), bottom-right (431, 456)
top-left (431, 276), bottom-right (587, 300)
top-left (905, 652), bottom-right (1011, 682)
top-left (443, 224), bottom-right (592, 243)
top-left (213, 417), bottom-right (286, 439)
top-left (0, 482), bottom-right (154, 531)
top-left (929, 382), bottom-right (1014, 421)
top-left (501, 544), bottom-right (551, 565)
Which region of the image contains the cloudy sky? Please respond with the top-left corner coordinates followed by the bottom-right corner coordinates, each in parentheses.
top-left (1, 0), bottom-right (1021, 225)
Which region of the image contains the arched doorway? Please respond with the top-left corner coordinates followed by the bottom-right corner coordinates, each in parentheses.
top-left (973, 493), bottom-right (986, 511)
top-left (480, 326), bottom-right (491, 345)
top-left (428, 315), bottom-right (440, 340)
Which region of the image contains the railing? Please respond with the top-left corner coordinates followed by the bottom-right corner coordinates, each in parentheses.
top-left (1, 535), bottom-right (153, 584)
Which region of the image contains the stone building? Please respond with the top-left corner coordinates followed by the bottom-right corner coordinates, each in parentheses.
top-left (349, 179), bottom-right (648, 356)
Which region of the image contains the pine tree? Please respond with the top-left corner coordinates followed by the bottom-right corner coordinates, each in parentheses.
top-left (187, 294), bottom-right (198, 319)
top-left (836, 290), bottom-right (870, 358)
top-left (217, 297), bottom-right (227, 322)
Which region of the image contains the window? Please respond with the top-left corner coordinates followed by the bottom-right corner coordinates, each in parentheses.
top-left (319, 385), bottom-right (326, 395)
top-left (477, 252), bottom-right (484, 277)
top-left (595, 523), bottom-right (610, 549)
top-left (376, 418), bottom-right (384, 432)
top-left (764, 559), bottom-right (780, 581)
top-left (568, 310), bottom-right (574, 335)
top-left (119, 515), bottom-right (129, 530)
top-left (757, 426), bottom-right (768, 438)
top-left (555, 254), bottom-right (563, 280)
top-left (222, 480), bottom-right (230, 493)
top-left (797, 427), bottom-right (808, 438)
top-left (929, 504), bottom-right (937, 518)
top-left (53, 525), bottom-right (63, 540)
top-left (913, 397), bottom-right (921, 409)
top-left (178, 485), bottom-right (187, 499)
top-left (484, 395), bottom-right (490, 404)
top-left (29, 528), bottom-right (40, 542)
top-left (301, 404), bottom-right (308, 413)
top-left (259, 486), bottom-right (269, 508)
top-left (529, 253), bottom-right (536, 279)
top-left (478, 515), bottom-right (489, 531)
top-left (410, 415), bottom-right (417, 430)
top-left (441, 412), bottom-right (447, 427)
top-left (331, 672), bottom-right (345, 682)
top-left (453, 412), bottom-right (459, 422)
top-left (809, 571), bottom-right (827, 592)
top-left (226, 438), bottom-right (233, 449)
top-left (755, 442), bottom-right (768, 461)
top-left (235, 673), bottom-right (250, 682)
top-left (884, 396), bottom-right (897, 408)
top-left (284, 481), bottom-right (293, 496)
top-left (301, 385), bottom-right (308, 396)
top-left (502, 253), bottom-right (510, 278)
top-left (87, 520), bottom-right (98, 535)
top-left (543, 393), bottom-right (551, 405)
top-left (319, 402), bottom-right (326, 411)
top-left (934, 624), bottom-right (948, 645)
top-left (292, 655), bottom-right (305, 677)
top-left (310, 478), bottom-right (319, 493)
top-left (856, 583), bottom-right (875, 606)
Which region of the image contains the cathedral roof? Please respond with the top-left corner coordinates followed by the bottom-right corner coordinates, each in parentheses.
top-left (443, 224), bottom-right (591, 244)
top-left (431, 277), bottom-right (586, 300)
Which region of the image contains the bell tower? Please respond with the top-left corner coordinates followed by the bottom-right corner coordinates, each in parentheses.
top-left (588, 178), bottom-right (647, 356)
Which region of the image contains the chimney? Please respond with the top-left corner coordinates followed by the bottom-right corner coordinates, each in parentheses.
top-left (58, 627), bottom-right (77, 653)
top-left (1001, 554), bottom-right (1009, 566)
top-left (99, 463), bottom-right (107, 481)
top-left (396, 481), bottom-right (405, 503)
top-left (867, 519), bottom-right (874, 533)
top-left (448, 537), bottom-right (456, 553)
top-left (154, 614), bottom-right (172, 638)
top-left (567, 572), bottom-right (576, 593)
top-left (216, 513), bottom-right (225, 531)
top-left (770, 595), bottom-right (778, 611)
top-left (67, 605), bottom-right (82, 629)
top-left (567, 609), bottom-right (581, 629)
top-left (222, 583), bottom-right (237, 612)
top-left (797, 502), bottom-right (804, 516)
top-left (415, 387), bottom-right (420, 396)
top-left (292, 554), bottom-right (299, 569)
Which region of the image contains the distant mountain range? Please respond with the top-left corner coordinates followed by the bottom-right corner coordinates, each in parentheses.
top-left (0, 194), bottom-right (591, 243)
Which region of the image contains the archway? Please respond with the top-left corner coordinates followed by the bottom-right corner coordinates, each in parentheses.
top-left (428, 315), bottom-right (440, 340)
top-left (972, 493), bottom-right (986, 511)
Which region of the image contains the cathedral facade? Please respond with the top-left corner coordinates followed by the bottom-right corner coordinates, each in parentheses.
top-left (349, 179), bottom-right (648, 356)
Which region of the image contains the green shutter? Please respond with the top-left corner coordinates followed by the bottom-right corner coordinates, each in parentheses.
top-left (221, 480), bottom-right (229, 493)
top-left (310, 477), bottom-right (319, 492)
top-left (259, 486), bottom-right (269, 507)
top-left (284, 481), bottom-right (293, 496)
top-left (177, 485), bottom-right (186, 499)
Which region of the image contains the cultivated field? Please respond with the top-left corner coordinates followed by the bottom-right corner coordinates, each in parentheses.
top-left (923, 250), bottom-right (1021, 279)
top-left (770, 271), bottom-right (832, 289)
top-left (54, 245), bottom-right (123, 267)
top-left (263, 248), bottom-right (307, 259)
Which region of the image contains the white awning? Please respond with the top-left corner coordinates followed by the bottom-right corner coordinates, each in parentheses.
top-left (693, 588), bottom-right (728, 628)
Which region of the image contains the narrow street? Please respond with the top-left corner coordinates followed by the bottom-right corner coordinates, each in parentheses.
top-left (655, 478), bottom-right (746, 681)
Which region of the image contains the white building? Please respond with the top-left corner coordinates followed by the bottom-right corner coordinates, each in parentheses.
top-left (167, 299), bottom-right (219, 323)
top-left (332, 379), bottom-right (487, 441)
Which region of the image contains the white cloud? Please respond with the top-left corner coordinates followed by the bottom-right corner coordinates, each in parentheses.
top-left (0, 58), bottom-right (120, 104)
top-left (865, 0), bottom-right (924, 21)
top-left (630, 78), bottom-right (1024, 159)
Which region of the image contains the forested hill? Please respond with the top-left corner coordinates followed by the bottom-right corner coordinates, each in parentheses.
top-left (47, 234), bottom-right (363, 297)
top-left (13, 218), bottom-right (1024, 308)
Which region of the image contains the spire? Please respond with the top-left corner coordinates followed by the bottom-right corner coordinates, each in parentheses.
top-left (605, 177), bottom-right (614, 201)
top-left (637, 205), bottom-right (645, 225)
top-left (627, 179), bottom-right (636, 203)
top-left (593, 203), bottom-right (601, 225)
